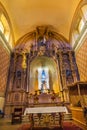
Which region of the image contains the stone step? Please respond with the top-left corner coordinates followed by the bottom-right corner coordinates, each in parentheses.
top-left (22, 115), bottom-right (30, 122)
top-left (64, 113), bottom-right (72, 120)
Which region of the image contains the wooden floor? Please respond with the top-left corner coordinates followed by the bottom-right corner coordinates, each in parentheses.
top-left (0, 118), bottom-right (87, 130)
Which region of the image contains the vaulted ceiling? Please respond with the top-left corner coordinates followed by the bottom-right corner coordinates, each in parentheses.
top-left (0, 0), bottom-right (81, 42)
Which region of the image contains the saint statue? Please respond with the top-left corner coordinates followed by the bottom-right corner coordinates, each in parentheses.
top-left (41, 70), bottom-right (47, 93)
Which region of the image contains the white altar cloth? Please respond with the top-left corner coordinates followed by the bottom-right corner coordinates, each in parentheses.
top-left (24, 106), bottom-right (68, 115)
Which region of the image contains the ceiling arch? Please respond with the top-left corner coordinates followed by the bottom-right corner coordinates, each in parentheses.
top-left (0, 0), bottom-right (81, 43)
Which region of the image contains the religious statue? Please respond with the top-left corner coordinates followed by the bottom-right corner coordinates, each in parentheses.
top-left (41, 70), bottom-right (48, 93)
top-left (41, 81), bottom-right (48, 93)
top-left (22, 52), bottom-right (27, 70)
top-left (51, 90), bottom-right (56, 102)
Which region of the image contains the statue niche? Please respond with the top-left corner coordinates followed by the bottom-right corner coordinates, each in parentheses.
top-left (29, 56), bottom-right (59, 94)
top-left (38, 36), bottom-right (47, 56)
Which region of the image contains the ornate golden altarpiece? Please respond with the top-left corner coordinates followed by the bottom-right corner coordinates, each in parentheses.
top-left (4, 26), bottom-right (80, 116)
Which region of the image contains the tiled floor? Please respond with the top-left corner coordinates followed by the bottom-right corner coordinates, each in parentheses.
top-left (0, 118), bottom-right (21, 130)
top-left (0, 118), bottom-right (87, 130)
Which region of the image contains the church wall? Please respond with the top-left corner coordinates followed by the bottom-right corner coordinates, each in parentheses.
top-left (0, 2), bottom-right (14, 111)
top-left (76, 37), bottom-right (87, 81)
top-left (69, 0), bottom-right (87, 82)
top-left (0, 41), bottom-right (10, 110)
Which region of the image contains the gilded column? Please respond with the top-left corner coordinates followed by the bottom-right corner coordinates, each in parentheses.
top-left (21, 52), bottom-right (27, 90)
top-left (59, 51), bottom-right (66, 88)
top-left (58, 51), bottom-right (66, 102)
top-left (26, 53), bottom-right (30, 92)
top-left (68, 51), bottom-right (78, 83)
top-left (58, 50), bottom-right (63, 89)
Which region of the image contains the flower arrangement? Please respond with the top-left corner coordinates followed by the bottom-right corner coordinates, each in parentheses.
top-left (51, 92), bottom-right (56, 102)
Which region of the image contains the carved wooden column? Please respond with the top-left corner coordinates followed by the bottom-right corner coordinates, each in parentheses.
top-left (63, 88), bottom-right (70, 103)
top-left (58, 51), bottom-right (63, 85)
top-left (62, 73), bottom-right (67, 89)
top-left (27, 53), bottom-right (31, 93)
top-left (62, 73), bottom-right (68, 102)
top-left (68, 51), bottom-right (78, 83)
top-left (24, 53), bottom-right (30, 107)
top-left (59, 50), bottom-right (71, 102)
top-left (7, 53), bottom-right (16, 92)
top-left (58, 51), bottom-right (65, 102)
top-left (59, 51), bottom-right (67, 88)
top-left (21, 52), bottom-right (27, 90)
top-left (26, 53), bottom-right (29, 92)
top-left (56, 54), bottom-right (62, 92)
top-left (10, 53), bottom-right (18, 90)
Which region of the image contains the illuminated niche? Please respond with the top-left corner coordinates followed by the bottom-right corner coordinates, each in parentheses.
top-left (38, 67), bottom-right (49, 92)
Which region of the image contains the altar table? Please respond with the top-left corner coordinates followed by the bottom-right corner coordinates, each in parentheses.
top-left (24, 106), bottom-right (68, 115)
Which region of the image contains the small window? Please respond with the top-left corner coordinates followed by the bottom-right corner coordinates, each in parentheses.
top-left (5, 31), bottom-right (10, 41)
top-left (78, 18), bottom-right (85, 32)
top-left (1, 14), bottom-right (10, 42)
top-left (73, 30), bottom-right (79, 40)
top-left (71, 30), bottom-right (79, 46)
top-left (0, 21), bottom-right (4, 33)
top-left (82, 5), bottom-right (87, 21)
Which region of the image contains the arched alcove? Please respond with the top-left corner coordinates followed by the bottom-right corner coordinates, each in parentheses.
top-left (29, 56), bottom-right (60, 93)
